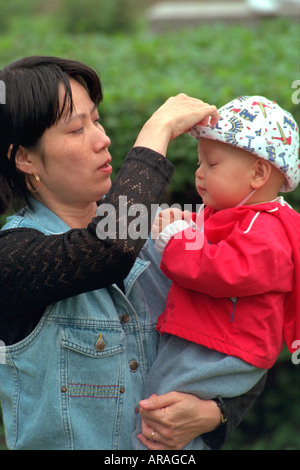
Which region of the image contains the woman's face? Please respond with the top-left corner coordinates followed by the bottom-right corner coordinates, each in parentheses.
top-left (29, 78), bottom-right (112, 208)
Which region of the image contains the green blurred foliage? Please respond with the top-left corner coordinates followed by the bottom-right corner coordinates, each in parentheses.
top-left (0, 0), bottom-right (300, 450)
top-left (58, 0), bottom-right (140, 34)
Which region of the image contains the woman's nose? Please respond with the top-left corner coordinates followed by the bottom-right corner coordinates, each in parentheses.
top-left (93, 125), bottom-right (111, 151)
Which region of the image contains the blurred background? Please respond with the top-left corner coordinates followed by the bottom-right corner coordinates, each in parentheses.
top-left (0, 0), bottom-right (299, 451)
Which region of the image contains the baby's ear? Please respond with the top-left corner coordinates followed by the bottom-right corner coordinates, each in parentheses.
top-left (250, 159), bottom-right (272, 189)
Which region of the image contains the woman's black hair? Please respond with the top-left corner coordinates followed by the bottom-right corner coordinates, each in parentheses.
top-left (0, 56), bottom-right (103, 213)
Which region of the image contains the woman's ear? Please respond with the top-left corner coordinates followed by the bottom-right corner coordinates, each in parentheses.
top-left (250, 159), bottom-right (272, 189)
top-left (13, 146), bottom-right (34, 175)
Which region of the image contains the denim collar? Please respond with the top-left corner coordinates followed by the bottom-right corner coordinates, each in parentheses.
top-left (23, 197), bottom-right (72, 235)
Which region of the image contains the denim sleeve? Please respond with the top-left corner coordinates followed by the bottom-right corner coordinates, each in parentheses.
top-left (202, 373), bottom-right (267, 449)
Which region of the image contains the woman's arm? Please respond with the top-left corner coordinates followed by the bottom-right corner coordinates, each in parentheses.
top-left (0, 95), bottom-right (218, 345)
top-left (134, 94), bottom-right (218, 156)
top-left (137, 373), bottom-right (267, 450)
top-left (1, 94), bottom-right (218, 307)
top-left (0, 148), bottom-right (173, 344)
top-left (137, 392), bottom-right (221, 450)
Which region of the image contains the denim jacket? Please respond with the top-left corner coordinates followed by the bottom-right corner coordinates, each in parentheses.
top-left (0, 199), bottom-right (171, 449)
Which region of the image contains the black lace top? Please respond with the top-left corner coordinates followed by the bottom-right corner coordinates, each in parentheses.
top-left (0, 147), bottom-right (174, 346)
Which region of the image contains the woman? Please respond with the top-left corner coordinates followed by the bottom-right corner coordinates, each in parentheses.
top-left (0, 56), bottom-right (265, 450)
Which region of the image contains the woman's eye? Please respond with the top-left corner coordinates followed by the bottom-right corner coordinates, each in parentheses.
top-left (72, 127), bottom-right (84, 134)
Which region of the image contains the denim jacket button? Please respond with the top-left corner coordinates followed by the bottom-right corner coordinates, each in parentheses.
top-left (120, 313), bottom-right (131, 323)
top-left (129, 360), bottom-right (139, 371)
top-left (95, 340), bottom-right (106, 351)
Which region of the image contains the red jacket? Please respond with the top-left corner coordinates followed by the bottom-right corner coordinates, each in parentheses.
top-left (157, 201), bottom-right (300, 369)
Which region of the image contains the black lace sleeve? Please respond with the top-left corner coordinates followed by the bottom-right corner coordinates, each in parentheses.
top-left (0, 147), bottom-right (174, 345)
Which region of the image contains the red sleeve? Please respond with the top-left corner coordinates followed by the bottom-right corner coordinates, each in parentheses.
top-left (160, 210), bottom-right (293, 298)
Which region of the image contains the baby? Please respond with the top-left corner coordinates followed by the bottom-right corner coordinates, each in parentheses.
top-left (133, 95), bottom-right (300, 450)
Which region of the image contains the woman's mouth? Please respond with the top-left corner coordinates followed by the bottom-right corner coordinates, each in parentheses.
top-left (98, 158), bottom-right (113, 173)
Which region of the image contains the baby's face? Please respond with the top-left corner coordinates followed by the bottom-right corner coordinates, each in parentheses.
top-left (195, 138), bottom-right (257, 210)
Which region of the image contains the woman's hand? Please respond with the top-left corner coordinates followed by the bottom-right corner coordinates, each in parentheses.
top-left (134, 94), bottom-right (219, 157)
top-left (136, 392), bottom-right (222, 450)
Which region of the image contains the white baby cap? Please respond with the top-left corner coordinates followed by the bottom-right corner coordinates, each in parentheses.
top-left (190, 95), bottom-right (300, 192)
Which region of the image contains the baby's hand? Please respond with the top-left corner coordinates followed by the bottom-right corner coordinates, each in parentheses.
top-left (151, 209), bottom-right (192, 239)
